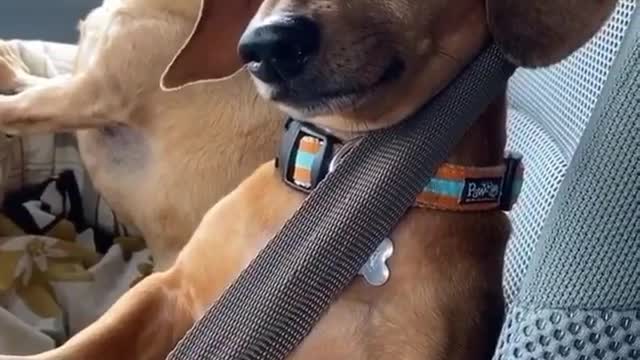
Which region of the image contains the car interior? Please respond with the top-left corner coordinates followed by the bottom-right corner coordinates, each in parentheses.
top-left (0, 0), bottom-right (638, 358)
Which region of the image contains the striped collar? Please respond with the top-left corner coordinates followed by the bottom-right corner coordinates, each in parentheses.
top-left (276, 119), bottom-right (524, 212)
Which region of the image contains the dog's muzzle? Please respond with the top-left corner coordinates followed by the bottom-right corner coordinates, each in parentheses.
top-left (239, 16), bottom-right (321, 84)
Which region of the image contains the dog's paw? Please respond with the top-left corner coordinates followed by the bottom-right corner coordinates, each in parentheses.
top-left (0, 41), bottom-right (30, 94)
top-left (0, 94), bottom-right (27, 135)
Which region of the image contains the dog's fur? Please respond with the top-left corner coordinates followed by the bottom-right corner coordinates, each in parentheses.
top-left (0, 0), bottom-right (282, 269)
top-left (0, 0), bottom-right (617, 359)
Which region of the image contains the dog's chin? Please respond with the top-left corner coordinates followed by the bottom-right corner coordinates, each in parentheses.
top-left (273, 88), bottom-right (378, 119)
top-left (253, 79), bottom-right (381, 120)
top-left (256, 59), bottom-right (405, 120)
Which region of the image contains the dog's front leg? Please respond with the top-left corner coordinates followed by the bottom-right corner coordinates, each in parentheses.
top-left (0, 270), bottom-right (194, 360)
top-left (0, 71), bottom-right (124, 135)
top-left (0, 39), bottom-right (120, 134)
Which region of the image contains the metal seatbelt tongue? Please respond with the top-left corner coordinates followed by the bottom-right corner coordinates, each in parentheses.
top-left (167, 43), bottom-right (516, 360)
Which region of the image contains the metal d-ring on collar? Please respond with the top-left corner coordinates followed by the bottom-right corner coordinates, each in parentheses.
top-left (275, 118), bottom-right (393, 287)
top-left (276, 118), bottom-right (339, 193)
top-left (276, 117), bottom-right (366, 192)
top-left (328, 136), bottom-right (362, 173)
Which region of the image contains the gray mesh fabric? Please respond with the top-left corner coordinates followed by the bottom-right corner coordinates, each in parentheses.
top-left (495, 6), bottom-right (640, 359)
top-left (169, 46), bottom-right (515, 360)
top-left (518, 17), bottom-right (640, 311)
top-left (502, 0), bottom-right (638, 304)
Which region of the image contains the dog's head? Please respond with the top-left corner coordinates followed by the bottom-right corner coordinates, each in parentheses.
top-left (162, 0), bottom-right (617, 130)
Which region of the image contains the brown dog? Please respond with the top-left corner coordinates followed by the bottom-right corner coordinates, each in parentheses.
top-left (0, 0), bottom-right (282, 269)
top-left (0, 0), bottom-right (617, 359)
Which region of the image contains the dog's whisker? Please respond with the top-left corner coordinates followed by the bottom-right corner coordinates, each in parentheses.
top-left (435, 48), bottom-right (461, 63)
top-left (348, 31), bottom-right (388, 45)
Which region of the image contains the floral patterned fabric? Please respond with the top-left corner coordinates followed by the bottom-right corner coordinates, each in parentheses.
top-left (0, 169), bottom-right (151, 352)
top-left (0, 40), bottom-right (152, 356)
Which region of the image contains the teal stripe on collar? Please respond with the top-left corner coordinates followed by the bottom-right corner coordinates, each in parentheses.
top-left (295, 151), bottom-right (316, 170)
top-left (424, 178), bottom-right (464, 198)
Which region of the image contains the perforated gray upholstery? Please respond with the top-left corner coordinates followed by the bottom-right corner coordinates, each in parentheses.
top-left (502, 0), bottom-right (638, 304)
top-left (496, 308), bottom-right (640, 359)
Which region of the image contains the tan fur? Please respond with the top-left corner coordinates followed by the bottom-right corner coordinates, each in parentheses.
top-left (211, 0), bottom-right (492, 131)
top-left (0, 0), bottom-right (616, 359)
top-left (0, 0), bottom-right (282, 269)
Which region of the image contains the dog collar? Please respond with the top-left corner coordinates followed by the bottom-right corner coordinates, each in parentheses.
top-left (276, 119), bottom-right (524, 212)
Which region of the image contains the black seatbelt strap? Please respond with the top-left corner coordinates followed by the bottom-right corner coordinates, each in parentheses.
top-left (168, 43), bottom-right (515, 360)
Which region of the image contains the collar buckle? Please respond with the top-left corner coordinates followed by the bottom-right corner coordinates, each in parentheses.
top-left (498, 151), bottom-right (524, 211)
top-left (276, 118), bottom-right (339, 193)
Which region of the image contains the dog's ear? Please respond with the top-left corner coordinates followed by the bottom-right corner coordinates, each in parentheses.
top-left (161, 0), bottom-right (261, 89)
top-left (487, 0), bottom-right (618, 67)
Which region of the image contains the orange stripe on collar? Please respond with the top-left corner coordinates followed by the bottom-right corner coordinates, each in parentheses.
top-left (418, 162), bottom-right (524, 211)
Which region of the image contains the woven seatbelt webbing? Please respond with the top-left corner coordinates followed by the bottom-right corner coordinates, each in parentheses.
top-left (168, 44), bottom-right (515, 360)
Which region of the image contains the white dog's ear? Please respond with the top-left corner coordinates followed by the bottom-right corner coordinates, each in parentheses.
top-left (486, 0), bottom-right (618, 67)
top-left (161, 0), bottom-right (262, 89)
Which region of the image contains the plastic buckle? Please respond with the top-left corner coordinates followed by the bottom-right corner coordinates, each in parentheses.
top-left (276, 118), bottom-right (338, 193)
top-left (499, 151), bottom-right (523, 211)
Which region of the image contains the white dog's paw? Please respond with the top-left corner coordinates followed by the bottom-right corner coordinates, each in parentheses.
top-left (0, 40), bottom-right (30, 94)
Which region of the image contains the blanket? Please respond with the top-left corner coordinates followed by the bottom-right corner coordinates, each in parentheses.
top-left (0, 40), bottom-right (150, 355)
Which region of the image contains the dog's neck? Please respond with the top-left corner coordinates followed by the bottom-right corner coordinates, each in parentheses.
top-left (444, 92), bottom-right (507, 168)
top-left (279, 90), bottom-right (522, 212)
top-left (321, 91), bottom-right (508, 168)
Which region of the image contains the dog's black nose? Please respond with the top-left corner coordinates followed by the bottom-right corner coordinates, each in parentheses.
top-left (238, 17), bottom-right (320, 84)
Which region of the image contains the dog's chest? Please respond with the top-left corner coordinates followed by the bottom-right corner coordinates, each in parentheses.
top-left (77, 126), bottom-right (150, 175)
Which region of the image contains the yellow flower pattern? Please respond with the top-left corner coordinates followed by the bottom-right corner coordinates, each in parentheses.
top-left (0, 215), bottom-right (151, 337)
top-left (0, 235), bottom-right (99, 318)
